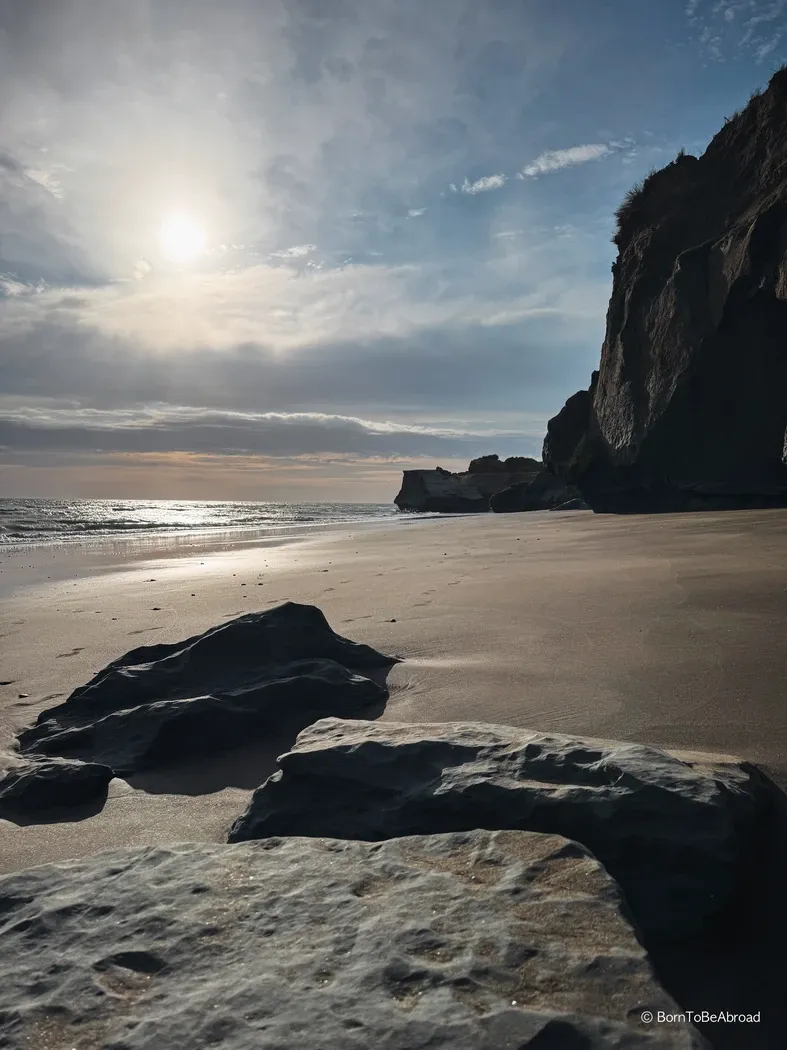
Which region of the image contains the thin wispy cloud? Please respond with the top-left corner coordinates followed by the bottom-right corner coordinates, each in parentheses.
top-left (687, 0), bottom-right (787, 62)
top-left (451, 173), bottom-right (508, 195)
top-left (518, 144), bottom-right (612, 178)
top-left (407, 208), bottom-right (427, 217)
top-left (0, 243), bottom-right (607, 358)
top-left (0, 397), bottom-right (549, 468)
top-left (270, 244), bottom-right (318, 259)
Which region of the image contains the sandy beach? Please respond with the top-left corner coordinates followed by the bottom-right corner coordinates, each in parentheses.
top-left (3, 508), bottom-right (787, 874)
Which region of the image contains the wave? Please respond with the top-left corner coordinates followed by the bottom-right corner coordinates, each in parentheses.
top-left (0, 498), bottom-right (414, 547)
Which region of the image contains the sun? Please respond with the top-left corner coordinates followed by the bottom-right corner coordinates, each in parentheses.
top-left (158, 212), bottom-right (207, 264)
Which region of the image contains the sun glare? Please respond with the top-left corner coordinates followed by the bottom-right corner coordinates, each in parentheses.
top-left (158, 212), bottom-right (208, 264)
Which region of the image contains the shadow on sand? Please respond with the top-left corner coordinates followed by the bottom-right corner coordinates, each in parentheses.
top-left (644, 777), bottom-right (787, 1049)
top-left (4, 665), bottom-right (393, 816)
top-left (0, 786), bottom-right (111, 828)
top-left (124, 664), bottom-right (392, 797)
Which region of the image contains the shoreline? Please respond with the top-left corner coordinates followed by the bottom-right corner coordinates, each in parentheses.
top-left (0, 512), bottom-right (447, 600)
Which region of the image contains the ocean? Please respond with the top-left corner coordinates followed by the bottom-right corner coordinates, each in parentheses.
top-left (0, 497), bottom-right (423, 547)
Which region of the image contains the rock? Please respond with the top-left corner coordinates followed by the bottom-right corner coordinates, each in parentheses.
top-left (489, 470), bottom-right (578, 513)
top-left (15, 603), bottom-right (396, 776)
top-left (395, 467), bottom-right (489, 512)
top-left (229, 719), bottom-right (769, 939)
top-left (0, 832), bottom-right (706, 1048)
top-left (544, 69), bottom-right (787, 511)
top-left (18, 663), bottom-right (387, 777)
top-left (542, 379), bottom-right (596, 480)
top-left (467, 454), bottom-right (541, 474)
top-left (0, 758), bottom-right (113, 816)
top-left (395, 464), bottom-right (541, 513)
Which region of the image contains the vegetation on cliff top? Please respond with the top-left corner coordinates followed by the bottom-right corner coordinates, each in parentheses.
top-left (611, 66), bottom-right (787, 249)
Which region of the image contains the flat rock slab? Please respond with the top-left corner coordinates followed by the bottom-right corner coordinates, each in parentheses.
top-left (0, 831), bottom-right (705, 1049)
top-left (229, 719), bottom-right (770, 938)
top-left (15, 603), bottom-right (395, 776)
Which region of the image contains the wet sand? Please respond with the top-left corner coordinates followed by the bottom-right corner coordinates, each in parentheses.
top-left (2, 508), bottom-right (787, 872)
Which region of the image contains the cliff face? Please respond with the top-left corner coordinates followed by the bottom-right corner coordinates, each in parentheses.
top-left (545, 68), bottom-right (787, 511)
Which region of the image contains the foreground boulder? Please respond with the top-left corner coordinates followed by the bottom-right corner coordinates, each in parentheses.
top-left (544, 68), bottom-right (787, 511)
top-left (0, 758), bottom-right (113, 817)
top-left (489, 469), bottom-right (578, 513)
top-left (0, 831), bottom-right (706, 1048)
top-left (16, 603), bottom-right (395, 777)
top-left (395, 464), bottom-right (541, 513)
top-left (229, 719), bottom-right (769, 938)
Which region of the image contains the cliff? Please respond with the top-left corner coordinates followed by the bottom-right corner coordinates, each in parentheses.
top-left (544, 67), bottom-right (787, 511)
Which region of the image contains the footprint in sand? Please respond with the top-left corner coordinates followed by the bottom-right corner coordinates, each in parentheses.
top-left (127, 626), bottom-right (165, 635)
top-left (56, 647), bottom-right (85, 658)
top-left (413, 600), bottom-right (432, 607)
top-left (323, 587), bottom-right (335, 593)
top-left (0, 680), bottom-right (16, 687)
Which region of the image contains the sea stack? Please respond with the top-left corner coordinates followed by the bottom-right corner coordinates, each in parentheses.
top-left (544, 67), bottom-right (787, 512)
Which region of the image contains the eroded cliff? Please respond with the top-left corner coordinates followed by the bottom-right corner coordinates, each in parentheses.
top-left (545, 67), bottom-right (787, 511)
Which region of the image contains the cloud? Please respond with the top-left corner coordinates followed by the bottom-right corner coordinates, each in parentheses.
top-left (407, 207), bottom-right (427, 217)
top-left (687, 0), bottom-right (787, 62)
top-left (270, 244), bottom-right (318, 258)
top-left (454, 173), bottom-right (508, 194)
top-left (0, 400), bottom-right (548, 464)
top-left (518, 143), bottom-right (612, 178)
top-left (0, 237), bottom-right (608, 359)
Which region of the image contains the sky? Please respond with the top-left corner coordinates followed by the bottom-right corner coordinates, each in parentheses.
top-left (1, 0), bottom-right (785, 503)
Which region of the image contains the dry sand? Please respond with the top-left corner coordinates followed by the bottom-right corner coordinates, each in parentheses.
top-left (2, 508), bottom-right (787, 873)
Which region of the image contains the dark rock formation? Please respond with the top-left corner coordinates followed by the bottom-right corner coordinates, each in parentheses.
top-left (15, 603), bottom-right (395, 776)
top-left (489, 469), bottom-right (578, 513)
top-left (0, 759), bottom-right (113, 816)
top-left (467, 454), bottom-right (541, 474)
top-left (544, 68), bottom-right (787, 512)
top-left (0, 832), bottom-right (706, 1048)
top-left (551, 497), bottom-right (592, 511)
top-left (395, 465), bottom-right (540, 513)
top-left (229, 718), bottom-right (769, 939)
